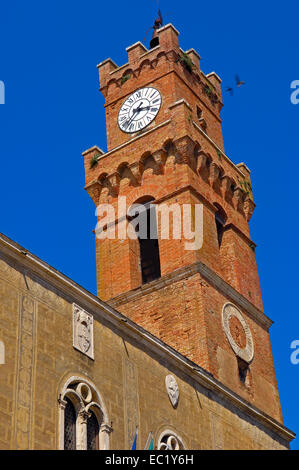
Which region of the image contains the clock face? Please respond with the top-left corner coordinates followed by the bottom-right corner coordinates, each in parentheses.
top-left (118, 87), bottom-right (162, 134)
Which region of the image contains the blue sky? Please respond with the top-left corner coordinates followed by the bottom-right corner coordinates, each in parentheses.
top-left (0, 0), bottom-right (298, 449)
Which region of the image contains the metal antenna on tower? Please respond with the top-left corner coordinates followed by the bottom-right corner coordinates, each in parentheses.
top-left (143, 0), bottom-right (164, 48)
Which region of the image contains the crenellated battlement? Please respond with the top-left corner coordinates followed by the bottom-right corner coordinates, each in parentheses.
top-left (96, 24), bottom-right (224, 151)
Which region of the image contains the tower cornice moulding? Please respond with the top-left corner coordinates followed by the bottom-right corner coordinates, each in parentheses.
top-left (109, 261), bottom-right (273, 330)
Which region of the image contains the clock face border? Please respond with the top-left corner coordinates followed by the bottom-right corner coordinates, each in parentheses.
top-left (117, 87), bottom-right (162, 134)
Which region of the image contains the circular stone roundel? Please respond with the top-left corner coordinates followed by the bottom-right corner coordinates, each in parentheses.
top-left (222, 303), bottom-right (254, 364)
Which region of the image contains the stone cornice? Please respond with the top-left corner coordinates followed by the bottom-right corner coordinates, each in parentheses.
top-left (237, 162), bottom-right (251, 174)
top-left (185, 48), bottom-right (201, 60)
top-left (223, 223), bottom-right (257, 248)
top-left (110, 261), bottom-right (273, 330)
top-left (140, 44), bottom-right (160, 59)
top-left (97, 58), bottom-right (118, 69)
top-left (126, 41), bottom-right (148, 53)
top-left (156, 184), bottom-right (217, 214)
top-left (109, 62), bottom-right (129, 76)
top-left (0, 232), bottom-right (294, 443)
top-left (157, 23), bottom-right (180, 37)
top-left (206, 71), bottom-right (222, 83)
top-left (169, 98), bottom-right (192, 111)
top-left (198, 262), bottom-right (270, 326)
top-left (82, 119), bottom-right (172, 165)
top-left (82, 145), bottom-right (105, 157)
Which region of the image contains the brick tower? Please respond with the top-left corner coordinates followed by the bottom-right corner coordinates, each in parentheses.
top-left (83, 24), bottom-right (283, 423)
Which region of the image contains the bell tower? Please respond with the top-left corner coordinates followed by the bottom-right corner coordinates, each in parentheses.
top-left (83, 24), bottom-right (284, 424)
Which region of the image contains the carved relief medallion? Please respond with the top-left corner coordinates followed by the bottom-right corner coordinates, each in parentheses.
top-left (222, 303), bottom-right (254, 364)
top-left (73, 304), bottom-right (94, 359)
top-left (165, 375), bottom-right (179, 408)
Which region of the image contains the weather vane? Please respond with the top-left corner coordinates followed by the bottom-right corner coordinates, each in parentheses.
top-left (144, 0), bottom-right (163, 48)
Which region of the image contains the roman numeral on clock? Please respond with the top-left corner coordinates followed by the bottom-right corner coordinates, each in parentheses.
top-left (149, 91), bottom-right (158, 99)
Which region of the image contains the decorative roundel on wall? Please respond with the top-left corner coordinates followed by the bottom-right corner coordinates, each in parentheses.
top-left (222, 303), bottom-right (254, 364)
top-left (165, 375), bottom-right (179, 408)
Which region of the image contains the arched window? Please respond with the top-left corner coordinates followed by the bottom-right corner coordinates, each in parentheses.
top-left (64, 398), bottom-right (76, 450)
top-left (129, 197), bottom-right (161, 284)
top-left (58, 377), bottom-right (111, 450)
top-left (214, 204), bottom-right (227, 248)
top-left (157, 430), bottom-right (185, 450)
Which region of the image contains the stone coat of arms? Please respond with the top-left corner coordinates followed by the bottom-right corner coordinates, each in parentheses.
top-left (73, 304), bottom-right (94, 359)
top-left (165, 375), bottom-right (179, 408)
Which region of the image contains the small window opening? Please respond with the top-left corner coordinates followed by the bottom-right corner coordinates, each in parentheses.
top-left (139, 204), bottom-right (161, 284)
top-left (214, 205), bottom-right (227, 248)
top-left (130, 200), bottom-right (161, 285)
top-left (197, 106), bottom-right (202, 120)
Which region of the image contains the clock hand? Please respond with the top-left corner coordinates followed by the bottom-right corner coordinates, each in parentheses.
top-left (125, 102), bottom-right (144, 127)
top-left (124, 111), bottom-right (138, 128)
top-left (132, 102), bottom-right (144, 116)
top-left (137, 106), bottom-right (151, 112)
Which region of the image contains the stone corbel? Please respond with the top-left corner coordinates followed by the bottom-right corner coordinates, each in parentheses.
top-left (233, 187), bottom-right (245, 212)
top-left (174, 136), bottom-right (195, 166)
top-left (153, 149), bottom-right (167, 173)
top-left (209, 162), bottom-right (221, 188)
top-left (221, 175), bottom-right (233, 201)
top-left (100, 86), bottom-right (108, 99)
top-left (108, 173), bottom-right (120, 196)
top-left (197, 152), bottom-right (207, 173)
top-left (138, 160), bottom-right (145, 178)
top-left (243, 197), bottom-right (256, 221)
top-left (129, 163), bottom-right (142, 185)
top-left (85, 180), bottom-right (103, 206)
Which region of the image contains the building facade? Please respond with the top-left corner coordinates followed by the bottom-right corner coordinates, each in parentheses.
top-left (0, 24), bottom-right (295, 450)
